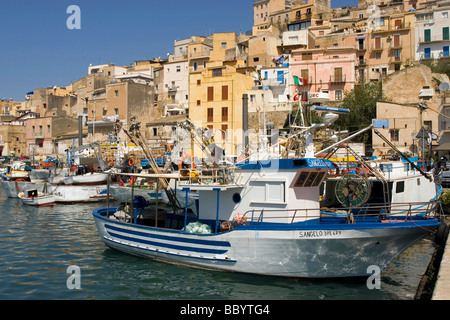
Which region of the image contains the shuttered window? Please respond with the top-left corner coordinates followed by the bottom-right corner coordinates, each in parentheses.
top-left (443, 27), bottom-right (449, 41)
top-left (207, 87), bottom-right (214, 101)
top-left (424, 29), bottom-right (431, 42)
top-left (207, 108), bottom-right (213, 122)
top-left (222, 85), bottom-right (228, 100)
top-left (221, 107), bottom-right (228, 121)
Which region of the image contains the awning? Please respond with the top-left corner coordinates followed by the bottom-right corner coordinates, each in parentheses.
top-left (434, 142), bottom-right (450, 151)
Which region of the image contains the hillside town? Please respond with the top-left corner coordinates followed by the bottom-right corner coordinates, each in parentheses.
top-left (1, 0), bottom-right (450, 164)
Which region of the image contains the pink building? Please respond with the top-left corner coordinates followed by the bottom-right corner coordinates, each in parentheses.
top-left (289, 47), bottom-right (356, 102)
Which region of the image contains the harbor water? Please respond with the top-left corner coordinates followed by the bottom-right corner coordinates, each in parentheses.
top-left (0, 190), bottom-right (438, 300)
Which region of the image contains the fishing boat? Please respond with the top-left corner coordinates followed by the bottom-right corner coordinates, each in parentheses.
top-left (46, 184), bottom-right (108, 203)
top-left (91, 110), bottom-right (442, 278)
top-left (18, 189), bottom-right (55, 207)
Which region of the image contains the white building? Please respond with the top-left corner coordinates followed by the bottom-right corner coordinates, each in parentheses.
top-left (415, 6), bottom-right (450, 60)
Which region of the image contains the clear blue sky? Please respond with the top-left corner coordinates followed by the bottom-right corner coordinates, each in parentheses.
top-left (0, 0), bottom-right (357, 102)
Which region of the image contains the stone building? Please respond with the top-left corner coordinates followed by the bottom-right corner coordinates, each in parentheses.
top-left (372, 64), bottom-right (449, 157)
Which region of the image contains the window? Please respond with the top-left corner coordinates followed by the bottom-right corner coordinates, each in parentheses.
top-left (253, 57), bottom-right (260, 62)
top-left (376, 17), bottom-right (384, 26)
top-left (207, 87), bottom-right (214, 101)
top-left (444, 46), bottom-right (449, 57)
top-left (424, 29), bottom-right (431, 42)
top-left (390, 129), bottom-right (399, 142)
top-left (47, 125), bottom-right (50, 133)
top-left (334, 67), bottom-right (343, 82)
top-left (358, 38), bottom-right (365, 50)
top-left (212, 68), bottom-right (222, 77)
top-left (443, 12), bottom-right (448, 18)
top-left (396, 181), bottom-right (405, 193)
top-left (196, 100), bottom-right (201, 106)
top-left (207, 108), bottom-right (214, 122)
top-left (114, 90), bottom-right (119, 97)
top-left (222, 85), bottom-right (228, 100)
top-left (197, 79), bottom-right (201, 85)
top-left (374, 37), bottom-right (381, 49)
top-left (443, 27), bottom-right (449, 40)
top-left (424, 47), bottom-right (431, 59)
top-left (221, 107), bottom-right (228, 121)
top-left (193, 62), bottom-right (198, 71)
top-left (301, 69), bottom-right (309, 81)
top-left (294, 171), bottom-right (326, 187)
top-left (277, 70), bottom-right (284, 84)
top-left (302, 53), bottom-right (312, 60)
top-left (176, 65), bottom-right (181, 72)
top-left (335, 90), bottom-right (342, 100)
top-left (250, 94), bottom-right (256, 102)
top-left (221, 124), bottom-right (228, 139)
top-left (221, 42), bottom-right (227, 49)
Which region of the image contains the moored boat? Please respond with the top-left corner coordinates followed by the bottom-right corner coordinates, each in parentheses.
top-left (92, 158), bottom-right (441, 278)
top-left (18, 189), bottom-right (55, 207)
top-left (91, 108), bottom-right (443, 278)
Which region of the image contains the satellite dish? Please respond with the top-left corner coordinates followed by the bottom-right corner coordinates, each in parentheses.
top-left (439, 82), bottom-right (450, 92)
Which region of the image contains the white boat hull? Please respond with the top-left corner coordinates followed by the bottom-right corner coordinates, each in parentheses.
top-left (48, 184), bottom-right (108, 203)
top-left (93, 207), bottom-right (439, 278)
top-left (64, 173), bottom-right (109, 185)
top-left (18, 192), bottom-right (55, 207)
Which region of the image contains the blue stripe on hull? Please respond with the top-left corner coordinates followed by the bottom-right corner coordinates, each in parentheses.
top-left (104, 225), bottom-right (229, 255)
top-left (104, 224), bottom-right (231, 247)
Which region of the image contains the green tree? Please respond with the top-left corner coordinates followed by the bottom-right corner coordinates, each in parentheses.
top-left (332, 82), bottom-right (385, 143)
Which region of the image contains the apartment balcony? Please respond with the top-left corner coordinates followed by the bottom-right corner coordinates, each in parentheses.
top-left (418, 35), bottom-right (450, 44)
top-left (356, 59), bottom-right (367, 66)
top-left (371, 43), bottom-right (384, 51)
top-left (372, 22), bottom-right (411, 34)
top-left (389, 40), bottom-right (403, 50)
top-left (189, 50), bottom-right (212, 59)
top-left (390, 56), bottom-right (402, 64)
top-left (329, 75), bottom-right (346, 84)
top-left (294, 12), bottom-right (312, 21)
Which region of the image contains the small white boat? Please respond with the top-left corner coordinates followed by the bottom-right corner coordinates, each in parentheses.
top-left (18, 189), bottom-right (55, 207)
top-left (63, 172), bottom-right (109, 185)
top-left (48, 184), bottom-right (108, 203)
top-left (109, 185), bottom-right (162, 204)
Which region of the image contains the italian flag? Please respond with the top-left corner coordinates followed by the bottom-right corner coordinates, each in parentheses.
top-left (293, 76), bottom-right (307, 85)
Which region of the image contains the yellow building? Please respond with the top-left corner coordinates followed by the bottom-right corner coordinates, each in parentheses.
top-left (188, 33), bottom-right (255, 158)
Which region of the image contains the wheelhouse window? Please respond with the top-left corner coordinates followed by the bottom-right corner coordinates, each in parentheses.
top-left (294, 171), bottom-right (326, 187)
